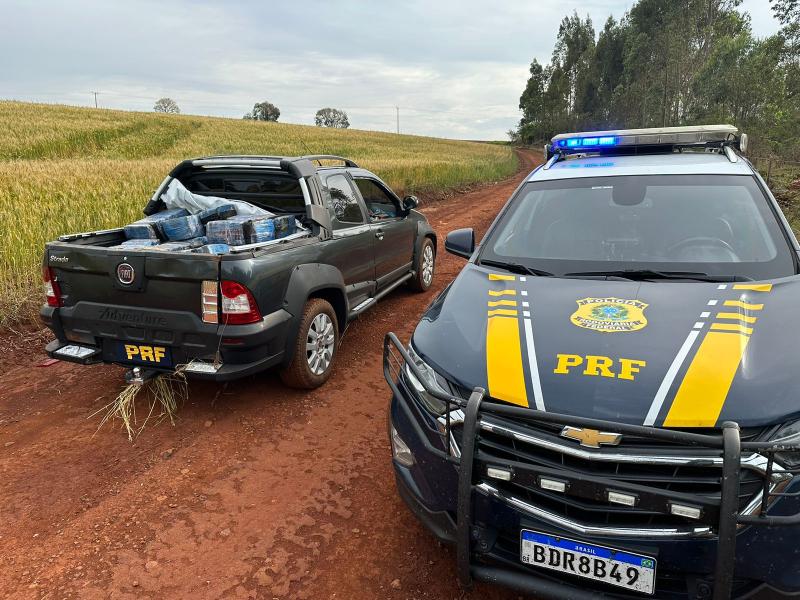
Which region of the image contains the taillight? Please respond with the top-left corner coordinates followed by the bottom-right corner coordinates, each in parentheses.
top-left (43, 266), bottom-right (63, 307)
top-left (201, 280), bottom-right (219, 324)
top-left (220, 280), bottom-right (261, 325)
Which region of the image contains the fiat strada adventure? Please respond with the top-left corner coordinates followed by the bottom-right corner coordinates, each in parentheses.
top-left (383, 126), bottom-right (800, 598)
top-left (42, 155), bottom-right (436, 387)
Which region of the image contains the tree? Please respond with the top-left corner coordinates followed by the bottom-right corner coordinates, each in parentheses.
top-left (153, 97), bottom-right (180, 114)
top-left (315, 108), bottom-right (350, 128)
top-left (244, 101), bottom-right (280, 122)
top-left (513, 0), bottom-right (800, 158)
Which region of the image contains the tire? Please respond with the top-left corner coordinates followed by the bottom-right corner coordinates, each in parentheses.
top-left (280, 298), bottom-right (339, 389)
top-left (409, 237), bottom-right (435, 292)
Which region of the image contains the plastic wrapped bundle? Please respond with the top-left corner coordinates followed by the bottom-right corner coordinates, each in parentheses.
top-left (160, 214), bottom-right (204, 241)
top-left (198, 204), bottom-right (237, 224)
top-left (124, 208), bottom-right (190, 240)
top-left (206, 216), bottom-right (251, 246)
top-left (115, 239), bottom-right (159, 249)
top-left (193, 243), bottom-right (231, 255)
top-left (249, 215), bottom-right (297, 243)
top-left (149, 241), bottom-right (196, 252)
top-left (123, 221), bottom-right (159, 240)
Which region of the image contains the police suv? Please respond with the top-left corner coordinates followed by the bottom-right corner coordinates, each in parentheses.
top-left (383, 126), bottom-right (800, 599)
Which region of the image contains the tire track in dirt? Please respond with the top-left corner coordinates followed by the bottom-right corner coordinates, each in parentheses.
top-left (0, 149), bottom-right (539, 599)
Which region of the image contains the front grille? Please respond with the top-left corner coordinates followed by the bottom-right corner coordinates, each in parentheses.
top-left (475, 414), bottom-right (768, 531)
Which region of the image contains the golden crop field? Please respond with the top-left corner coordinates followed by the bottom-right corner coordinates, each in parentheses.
top-left (0, 101), bottom-right (517, 327)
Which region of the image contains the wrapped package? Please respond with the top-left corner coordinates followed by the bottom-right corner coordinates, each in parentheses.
top-left (160, 214), bottom-right (204, 241)
top-left (198, 204), bottom-right (237, 224)
top-left (207, 215), bottom-right (297, 246)
top-left (249, 215), bottom-right (297, 243)
top-left (193, 243), bottom-right (231, 255)
top-left (206, 216), bottom-right (251, 246)
top-left (149, 241), bottom-right (195, 252)
top-left (124, 208), bottom-right (190, 240)
top-left (115, 239), bottom-right (160, 249)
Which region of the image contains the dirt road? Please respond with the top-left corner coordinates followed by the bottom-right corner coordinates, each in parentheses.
top-left (0, 150), bottom-right (539, 599)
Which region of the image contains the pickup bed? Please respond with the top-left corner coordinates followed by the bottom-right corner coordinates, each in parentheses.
top-left (42, 155), bottom-right (436, 387)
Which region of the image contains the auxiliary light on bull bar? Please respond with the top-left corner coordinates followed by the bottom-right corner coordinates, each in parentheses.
top-left (669, 502), bottom-right (703, 520)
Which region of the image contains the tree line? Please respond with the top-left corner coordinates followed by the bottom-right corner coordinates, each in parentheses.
top-left (513, 0), bottom-right (800, 158)
top-left (153, 98), bottom-right (351, 129)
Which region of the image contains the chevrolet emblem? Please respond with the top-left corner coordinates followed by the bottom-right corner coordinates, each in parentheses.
top-left (560, 426), bottom-right (622, 448)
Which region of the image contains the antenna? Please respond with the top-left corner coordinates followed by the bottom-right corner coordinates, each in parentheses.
top-left (294, 130), bottom-right (312, 155)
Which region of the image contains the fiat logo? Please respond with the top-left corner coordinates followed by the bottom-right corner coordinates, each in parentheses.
top-left (117, 263), bottom-right (135, 285)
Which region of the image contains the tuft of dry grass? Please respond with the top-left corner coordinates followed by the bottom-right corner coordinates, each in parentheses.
top-left (91, 368), bottom-right (188, 440)
top-left (0, 101), bottom-right (517, 325)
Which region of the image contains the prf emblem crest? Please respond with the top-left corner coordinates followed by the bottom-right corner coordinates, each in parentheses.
top-left (571, 297), bottom-right (648, 333)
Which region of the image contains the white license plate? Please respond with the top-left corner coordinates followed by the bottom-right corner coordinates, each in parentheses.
top-left (520, 530), bottom-right (656, 595)
top-left (55, 344), bottom-right (96, 359)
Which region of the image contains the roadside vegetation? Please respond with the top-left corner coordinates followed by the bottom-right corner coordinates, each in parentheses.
top-left (0, 100), bottom-right (517, 327)
top-left (512, 0), bottom-right (800, 160)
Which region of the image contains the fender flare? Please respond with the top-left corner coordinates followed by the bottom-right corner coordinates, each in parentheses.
top-left (281, 263), bottom-right (348, 366)
top-left (413, 219), bottom-right (437, 266)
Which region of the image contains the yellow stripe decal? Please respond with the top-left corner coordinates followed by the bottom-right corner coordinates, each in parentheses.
top-left (487, 299), bottom-right (517, 308)
top-left (716, 312), bottom-right (757, 324)
top-left (487, 309), bottom-right (518, 317)
top-left (489, 274), bottom-right (516, 281)
top-left (733, 283), bottom-right (773, 292)
top-left (488, 289), bottom-right (516, 297)
top-left (710, 323), bottom-right (753, 335)
top-left (723, 300), bottom-right (763, 311)
top-left (664, 332), bottom-right (750, 427)
top-left (486, 315), bottom-right (529, 407)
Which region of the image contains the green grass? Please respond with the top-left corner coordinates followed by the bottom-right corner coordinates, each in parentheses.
top-left (0, 101), bottom-right (517, 327)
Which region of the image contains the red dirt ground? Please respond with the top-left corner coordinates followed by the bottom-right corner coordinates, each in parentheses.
top-left (0, 150), bottom-right (540, 599)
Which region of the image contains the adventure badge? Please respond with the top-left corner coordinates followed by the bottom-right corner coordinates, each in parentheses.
top-left (570, 297), bottom-right (648, 333)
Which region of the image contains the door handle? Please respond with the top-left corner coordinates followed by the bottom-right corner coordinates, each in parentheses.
top-left (375, 230), bottom-right (384, 240)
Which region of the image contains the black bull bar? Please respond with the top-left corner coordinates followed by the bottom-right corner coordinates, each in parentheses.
top-left (383, 332), bottom-right (800, 600)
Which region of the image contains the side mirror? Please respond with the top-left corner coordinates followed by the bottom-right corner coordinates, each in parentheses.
top-left (445, 228), bottom-right (475, 259)
top-left (402, 195), bottom-right (419, 211)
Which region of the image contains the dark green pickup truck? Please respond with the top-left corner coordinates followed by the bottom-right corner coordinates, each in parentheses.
top-left (41, 155), bottom-right (436, 388)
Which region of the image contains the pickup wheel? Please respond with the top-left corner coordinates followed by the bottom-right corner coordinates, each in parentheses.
top-left (280, 298), bottom-right (339, 389)
top-left (409, 238), bottom-right (435, 292)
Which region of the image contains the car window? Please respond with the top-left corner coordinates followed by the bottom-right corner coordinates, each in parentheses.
top-left (355, 178), bottom-right (399, 220)
top-left (326, 174), bottom-right (364, 225)
top-left (481, 174), bottom-right (796, 281)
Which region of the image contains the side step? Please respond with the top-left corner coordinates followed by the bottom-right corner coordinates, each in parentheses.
top-left (348, 272), bottom-right (414, 319)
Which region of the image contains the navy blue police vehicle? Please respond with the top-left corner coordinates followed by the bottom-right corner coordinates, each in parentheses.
top-left (383, 126), bottom-right (800, 599)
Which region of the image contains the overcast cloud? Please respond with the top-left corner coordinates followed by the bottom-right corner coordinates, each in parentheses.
top-left (1, 0), bottom-right (781, 140)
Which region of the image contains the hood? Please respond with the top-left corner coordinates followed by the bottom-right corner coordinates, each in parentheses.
top-left (412, 264), bottom-right (800, 428)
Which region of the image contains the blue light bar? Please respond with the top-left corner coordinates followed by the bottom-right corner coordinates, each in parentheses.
top-left (556, 136), bottom-right (618, 150)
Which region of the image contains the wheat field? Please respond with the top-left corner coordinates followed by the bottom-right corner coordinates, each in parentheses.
top-left (0, 101), bottom-right (517, 326)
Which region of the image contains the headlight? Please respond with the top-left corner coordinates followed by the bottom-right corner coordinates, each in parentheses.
top-left (403, 344), bottom-right (449, 415)
top-left (771, 420), bottom-right (800, 468)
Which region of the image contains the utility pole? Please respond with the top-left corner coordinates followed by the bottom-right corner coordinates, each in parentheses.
top-left (91, 91), bottom-right (99, 108)
top-left (395, 106), bottom-right (400, 134)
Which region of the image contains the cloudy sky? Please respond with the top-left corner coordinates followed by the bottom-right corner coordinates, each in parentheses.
top-left (1, 0), bottom-right (781, 140)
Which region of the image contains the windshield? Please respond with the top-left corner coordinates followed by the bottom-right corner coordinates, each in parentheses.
top-left (481, 174), bottom-right (796, 280)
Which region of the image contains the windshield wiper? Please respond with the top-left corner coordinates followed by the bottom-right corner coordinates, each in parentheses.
top-left (480, 259), bottom-right (554, 277)
top-left (564, 269), bottom-right (752, 282)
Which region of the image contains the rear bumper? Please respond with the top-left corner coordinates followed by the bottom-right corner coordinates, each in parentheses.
top-left (384, 333), bottom-right (800, 600)
top-left (42, 302), bottom-right (294, 381)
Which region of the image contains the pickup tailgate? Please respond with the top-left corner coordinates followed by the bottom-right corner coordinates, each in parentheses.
top-left (45, 243), bottom-right (221, 368)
